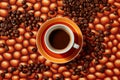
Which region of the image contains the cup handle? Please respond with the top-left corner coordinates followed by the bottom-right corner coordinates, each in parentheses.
top-left (73, 43), bottom-right (80, 49)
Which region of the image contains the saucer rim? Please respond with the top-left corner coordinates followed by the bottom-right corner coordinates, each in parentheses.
top-left (36, 17), bottom-right (83, 64)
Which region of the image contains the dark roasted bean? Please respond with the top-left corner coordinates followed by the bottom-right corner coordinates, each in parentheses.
top-left (0, 73), bottom-right (5, 78)
top-left (32, 47), bottom-right (37, 52)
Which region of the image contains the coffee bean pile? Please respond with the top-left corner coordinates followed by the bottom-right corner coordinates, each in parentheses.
top-left (62, 0), bottom-right (113, 77)
top-left (62, 0), bottom-right (108, 24)
top-left (0, 1), bottom-right (42, 38)
top-left (0, 0), bottom-right (115, 79)
top-left (0, 62), bottom-right (50, 79)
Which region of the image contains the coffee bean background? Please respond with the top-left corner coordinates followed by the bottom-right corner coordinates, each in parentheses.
top-left (0, 0), bottom-right (120, 80)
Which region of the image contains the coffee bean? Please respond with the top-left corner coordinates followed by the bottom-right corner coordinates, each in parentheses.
top-left (10, 67), bottom-right (17, 73)
top-left (56, 77), bottom-right (61, 80)
top-left (0, 73), bottom-right (5, 78)
top-left (63, 12), bottom-right (68, 16)
top-left (79, 74), bottom-right (84, 77)
top-left (45, 66), bottom-right (50, 71)
top-left (100, 65), bottom-right (107, 73)
top-left (7, 5), bottom-right (12, 10)
top-left (111, 5), bottom-right (117, 9)
top-left (113, 11), bottom-right (118, 15)
top-left (49, 11), bottom-right (55, 15)
top-left (35, 74), bottom-right (39, 79)
top-left (99, 68), bottom-right (104, 73)
top-left (39, 18), bottom-right (44, 22)
top-left (23, 4), bottom-right (28, 9)
top-left (60, 6), bottom-right (64, 10)
top-left (22, 0), bottom-right (26, 4)
top-left (99, 37), bottom-right (104, 42)
top-left (98, 54), bottom-right (103, 59)
top-left (5, 45), bottom-right (9, 51)
top-left (105, 54), bottom-right (111, 58)
top-left (27, 71), bottom-right (32, 76)
top-left (110, 20), bottom-right (114, 24)
top-left (43, 76), bottom-right (49, 80)
top-left (72, 71), bottom-right (76, 75)
top-left (105, 7), bottom-right (111, 11)
top-left (30, 6), bottom-right (34, 10)
top-left (30, 63), bottom-right (35, 67)
top-left (54, 7), bottom-right (58, 11)
top-left (4, 70), bottom-right (8, 73)
top-left (29, 25), bottom-right (33, 30)
top-left (32, 47), bottom-right (37, 52)
top-left (23, 65), bottom-right (28, 68)
top-left (29, 32), bottom-right (34, 36)
top-left (94, 60), bottom-right (99, 65)
top-left (22, 70), bottom-right (28, 74)
top-left (0, 43), bottom-right (5, 48)
top-left (14, 33), bottom-right (19, 37)
top-left (36, 24), bottom-right (40, 29)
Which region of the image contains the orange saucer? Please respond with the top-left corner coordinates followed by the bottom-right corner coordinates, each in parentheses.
top-left (36, 17), bottom-right (83, 64)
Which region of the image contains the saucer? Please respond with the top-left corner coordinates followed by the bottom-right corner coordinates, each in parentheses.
top-left (36, 17), bottom-right (83, 64)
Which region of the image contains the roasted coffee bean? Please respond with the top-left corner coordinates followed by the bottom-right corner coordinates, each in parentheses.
top-left (35, 17), bottom-right (40, 21)
top-left (30, 6), bottom-right (34, 10)
top-left (10, 67), bottom-right (17, 73)
top-left (23, 4), bottom-right (28, 9)
top-left (111, 5), bottom-right (117, 9)
top-left (56, 77), bottom-right (61, 80)
top-left (35, 74), bottom-right (39, 79)
top-left (29, 25), bottom-right (33, 30)
top-left (49, 11), bottom-right (55, 15)
top-left (27, 71), bottom-right (32, 76)
top-left (14, 33), bottom-right (19, 37)
top-left (30, 63), bottom-right (35, 67)
top-left (4, 70), bottom-right (8, 73)
top-left (36, 24), bottom-right (40, 29)
top-left (105, 7), bottom-right (111, 11)
top-left (79, 74), bottom-right (84, 77)
top-left (7, 5), bottom-right (12, 10)
top-left (22, 70), bottom-right (28, 74)
top-left (113, 11), bottom-right (118, 15)
top-left (43, 76), bottom-right (49, 80)
top-left (94, 60), bottom-right (99, 65)
top-left (32, 47), bottom-right (37, 52)
top-left (45, 66), bottom-right (50, 71)
top-left (22, 0), bottom-right (26, 4)
top-left (23, 65), bottom-right (28, 68)
top-left (0, 73), bottom-right (5, 78)
top-left (110, 20), bottom-right (114, 24)
top-left (0, 43), bottom-right (5, 48)
top-left (72, 71), bottom-right (76, 75)
top-left (40, 18), bottom-right (44, 22)
top-left (106, 25), bottom-right (111, 30)
top-left (100, 65), bottom-right (107, 73)
top-left (60, 6), bottom-right (64, 10)
top-left (36, 68), bottom-right (41, 73)
top-left (99, 68), bottom-right (105, 73)
top-left (29, 32), bottom-right (34, 36)
top-left (98, 55), bottom-right (103, 59)
top-left (105, 54), bottom-right (111, 58)
top-left (5, 45), bottom-right (9, 51)
top-left (54, 7), bottom-right (58, 11)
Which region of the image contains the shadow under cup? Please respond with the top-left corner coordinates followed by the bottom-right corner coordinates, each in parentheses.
top-left (44, 24), bottom-right (77, 54)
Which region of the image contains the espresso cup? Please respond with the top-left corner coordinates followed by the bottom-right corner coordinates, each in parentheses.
top-left (44, 24), bottom-right (80, 54)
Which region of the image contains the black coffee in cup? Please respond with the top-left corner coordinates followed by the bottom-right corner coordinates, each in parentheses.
top-left (49, 29), bottom-right (70, 49)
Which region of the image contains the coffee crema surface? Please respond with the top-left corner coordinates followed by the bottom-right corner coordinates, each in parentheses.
top-left (49, 29), bottom-right (70, 49)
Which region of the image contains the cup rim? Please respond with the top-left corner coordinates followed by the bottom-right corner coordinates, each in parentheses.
top-left (44, 24), bottom-right (74, 54)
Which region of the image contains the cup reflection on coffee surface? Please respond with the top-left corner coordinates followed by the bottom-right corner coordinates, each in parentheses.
top-left (44, 24), bottom-right (80, 54)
